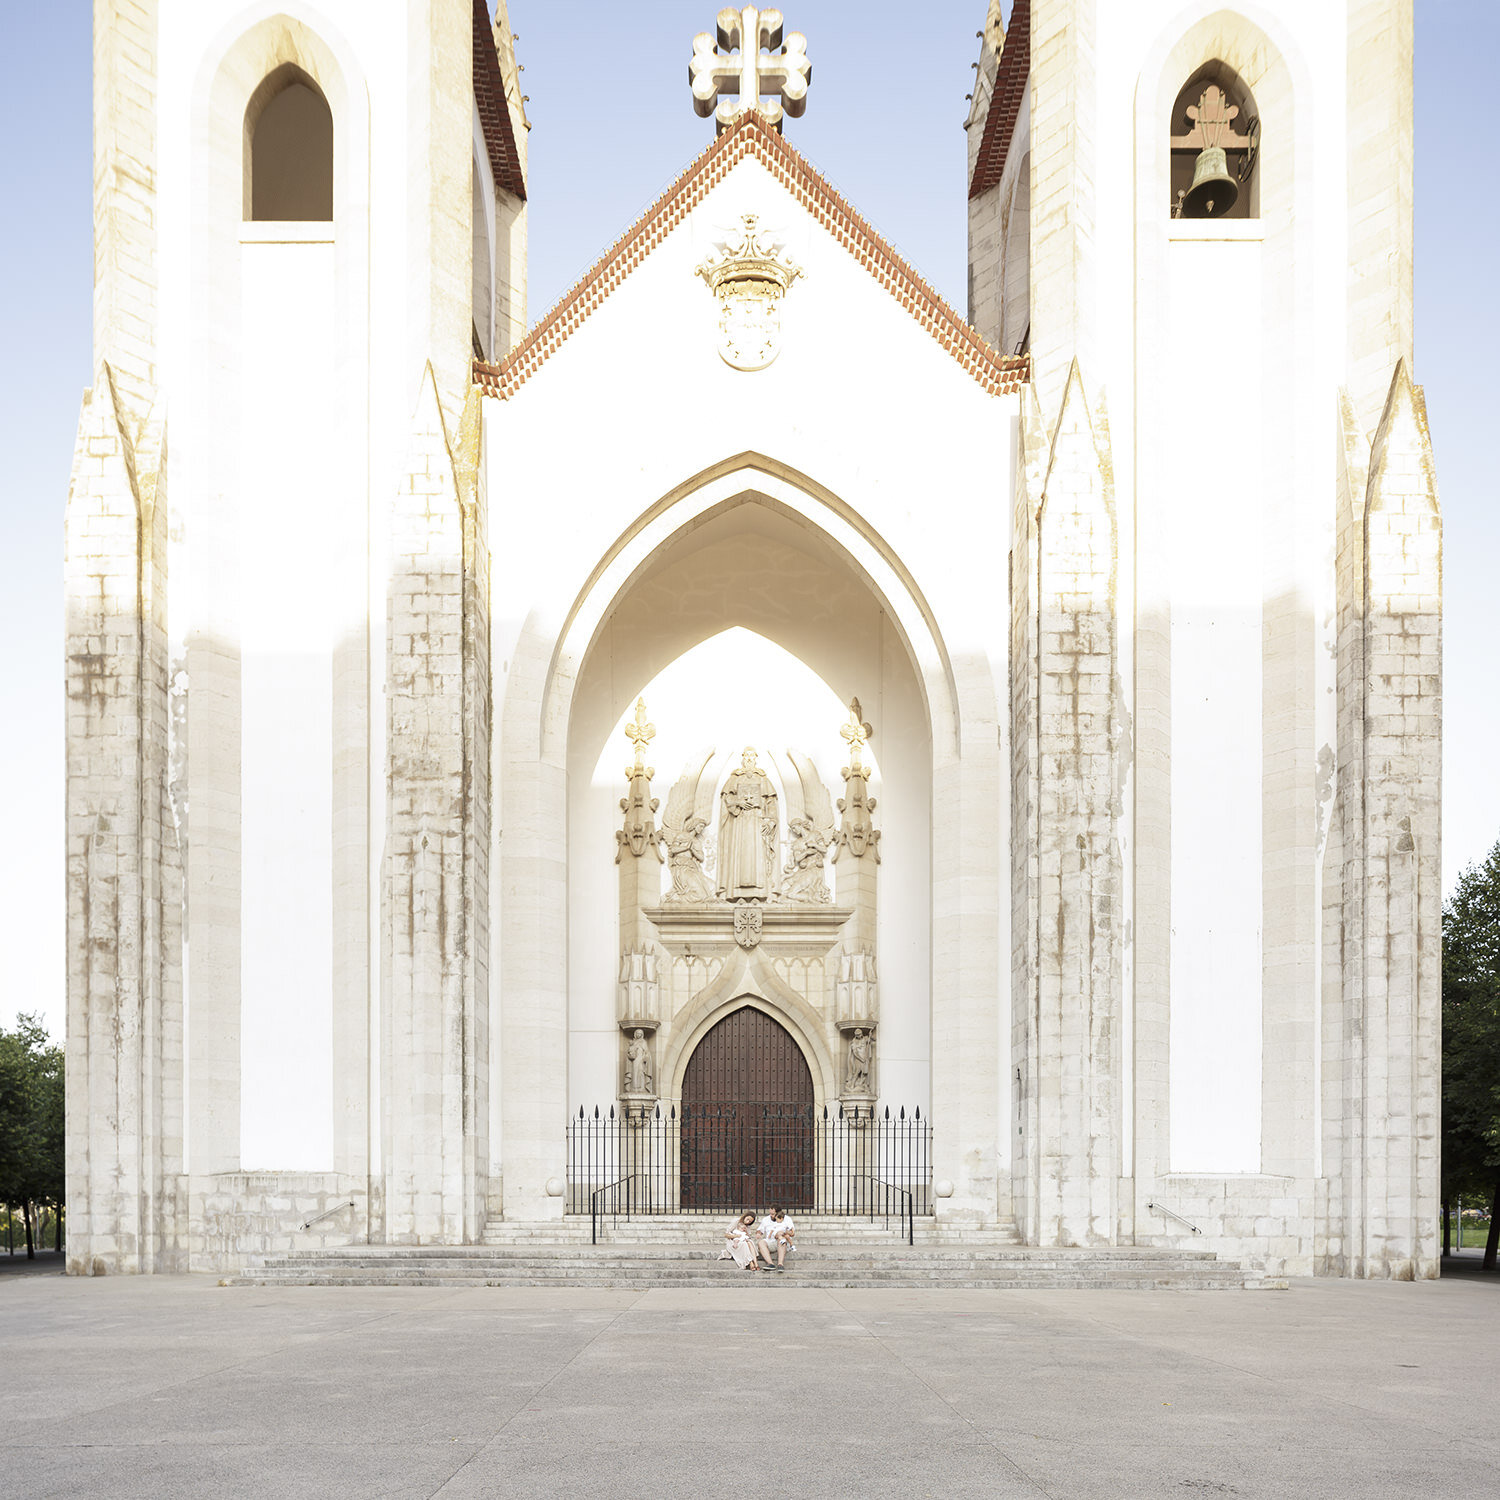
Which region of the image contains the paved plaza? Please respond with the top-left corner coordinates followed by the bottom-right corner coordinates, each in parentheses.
top-left (4, 1271), bottom-right (1498, 1499)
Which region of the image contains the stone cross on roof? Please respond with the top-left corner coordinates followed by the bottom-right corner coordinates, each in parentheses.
top-left (689, 7), bottom-right (812, 134)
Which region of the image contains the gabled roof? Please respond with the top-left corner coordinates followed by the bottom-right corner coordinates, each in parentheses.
top-left (969, 0), bottom-right (1029, 199)
top-left (473, 110), bottom-right (1030, 400)
top-left (474, 0), bottom-right (525, 200)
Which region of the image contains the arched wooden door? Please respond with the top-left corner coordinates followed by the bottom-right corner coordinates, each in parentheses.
top-left (680, 1006), bottom-right (814, 1211)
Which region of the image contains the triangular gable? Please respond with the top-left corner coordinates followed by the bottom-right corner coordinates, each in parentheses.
top-left (474, 111), bottom-right (1030, 400)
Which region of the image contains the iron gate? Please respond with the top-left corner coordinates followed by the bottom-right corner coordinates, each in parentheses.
top-left (566, 1103), bottom-right (932, 1242)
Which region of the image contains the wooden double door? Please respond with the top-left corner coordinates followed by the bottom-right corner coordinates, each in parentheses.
top-left (680, 1006), bottom-right (814, 1211)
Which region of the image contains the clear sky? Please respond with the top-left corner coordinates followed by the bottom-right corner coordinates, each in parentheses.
top-left (1, 2), bottom-right (1495, 1039)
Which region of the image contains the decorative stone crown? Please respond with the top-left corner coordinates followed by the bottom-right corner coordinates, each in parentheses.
top-left (695, 214), bottom-right (804, 297)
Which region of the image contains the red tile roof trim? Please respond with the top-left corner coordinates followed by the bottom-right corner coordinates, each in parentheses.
top-left (473, 111), bottom-right (1029, 401)
top-left (969, 0), bottom-right (1030, 200)
top-left (474, 0), bottom-right (525, 200)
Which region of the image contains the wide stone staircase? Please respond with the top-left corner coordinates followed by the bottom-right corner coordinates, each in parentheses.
top-left (233, 1216), bottom-right (1262, 1289)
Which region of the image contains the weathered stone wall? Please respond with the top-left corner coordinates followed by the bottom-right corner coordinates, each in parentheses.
top-left (64, 369), bottom-right (184, 1274)
top-left (382, 372), bottom-right (491, 1244)
top-left (1029, 366), bottom-right (1121, 1246)
top-left (188, 1175), bottom-right (368, 1270)
top-left (1329, 363), bottom-right (1442, 1279)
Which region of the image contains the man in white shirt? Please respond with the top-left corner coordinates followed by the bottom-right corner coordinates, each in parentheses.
top-left (759, 1206), bottom-right (795, 1269)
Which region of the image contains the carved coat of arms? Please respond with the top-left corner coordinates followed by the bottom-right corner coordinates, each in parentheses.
top-left (732, 904), bottom-right (764, 949)
top-left (696, 214), bottom-right (805, 371)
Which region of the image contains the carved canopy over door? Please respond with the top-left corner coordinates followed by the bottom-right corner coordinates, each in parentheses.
top-left (680, 1006), bottom-right (814, 1210)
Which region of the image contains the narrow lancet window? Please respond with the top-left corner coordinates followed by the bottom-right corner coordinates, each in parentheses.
top-left (246, 70), bottom-right (333, 221)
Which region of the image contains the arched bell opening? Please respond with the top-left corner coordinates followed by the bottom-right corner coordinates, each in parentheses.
top-left (244, 63), bottom-right (334, 222)
top-left (1169, 61), bottom-right (1260, 219)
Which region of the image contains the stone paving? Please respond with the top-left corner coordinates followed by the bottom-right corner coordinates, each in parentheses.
top-left (3, 1271), bottom-right (1498, 1498)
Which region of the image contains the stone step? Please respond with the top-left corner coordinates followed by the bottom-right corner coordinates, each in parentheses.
top-left (265, 1247), bottom-right (1222, 1266)
top-left (481, 1216), bottom-right (1023, 1247)
top-left (232, 1241), bottom-right (1253, 1290)
top-left (237, 1272), bottom-right (1251, 1290)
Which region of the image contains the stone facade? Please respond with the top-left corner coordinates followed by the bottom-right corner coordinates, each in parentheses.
top-left (66, 1), bottom-right (1439, 1279)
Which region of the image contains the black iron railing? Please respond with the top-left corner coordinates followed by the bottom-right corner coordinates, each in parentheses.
top-left (567, 1103), bottom-right (932, 1243)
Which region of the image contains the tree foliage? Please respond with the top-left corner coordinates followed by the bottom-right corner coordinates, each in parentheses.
top-left (1443, 838), bottom-right (1500, 1269)
top-left (0, 1014), bottom-right (64, 1258)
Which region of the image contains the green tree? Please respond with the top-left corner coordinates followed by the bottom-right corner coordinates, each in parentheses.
top-left (1443, 838), bottom-right (1500, 1271)
top-left (0, 1015), bottom-right (64, 1259)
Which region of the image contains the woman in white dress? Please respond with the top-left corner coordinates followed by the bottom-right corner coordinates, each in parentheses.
top-left (719, 1211), bottom-right (763, 1270)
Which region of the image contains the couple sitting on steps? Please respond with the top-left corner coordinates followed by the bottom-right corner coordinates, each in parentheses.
top-left (721, 1206), bottom-right (796, 1271)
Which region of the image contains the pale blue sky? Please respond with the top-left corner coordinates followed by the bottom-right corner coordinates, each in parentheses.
top-left (2, 2), bottom-right (1494, 1037)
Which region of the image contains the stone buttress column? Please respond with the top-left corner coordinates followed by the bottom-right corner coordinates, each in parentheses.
top-left (65, 370), bottom-right (183, 1274)
top-left (1025, 363), bottom-right (1122, 1247)
top-left (381, 372), bottom-right (490, 1243)
top-left (64, 0), bottom-right (186, 1275)
top-left (1334, 362), bottom-right (1441, 1279)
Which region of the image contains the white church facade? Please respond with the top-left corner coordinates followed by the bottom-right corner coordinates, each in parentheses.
top-left (66, 0), bottom-right (1442, 1279)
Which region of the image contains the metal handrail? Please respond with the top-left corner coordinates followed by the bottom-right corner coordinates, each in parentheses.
top-left (1146, 1200), bottom-right (1203, 1236)
top-left (299, 1200), bottom-right (355, 1232)
top-left (590, 1174), bottom-right (637, 1245)
top-left (865, 1177), bottom-right (915, 1245)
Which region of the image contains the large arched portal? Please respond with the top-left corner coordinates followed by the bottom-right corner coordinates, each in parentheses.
top-left (680, 1005), bottom-right (814, 1209)
top-left (498, 457), bottom-right (1008, 1228)
top-left (564, 494), bottom-right (933, 1120)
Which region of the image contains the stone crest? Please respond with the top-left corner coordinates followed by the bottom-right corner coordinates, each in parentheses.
top-left (696, 215), bottom-right (805, 371)
top-left (732, 903), bottom-right (764, 949)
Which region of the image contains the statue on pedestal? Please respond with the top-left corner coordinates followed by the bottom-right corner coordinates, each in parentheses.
top-left (845, 1028), bottom-right (873, 1095)
top-left (717, 748), bottom-right (780, 900)
top-left (624, 1029), bottom-right (654, 1095)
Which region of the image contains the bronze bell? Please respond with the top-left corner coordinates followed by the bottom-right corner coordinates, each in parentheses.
top-left (1183, 145), bottom-right (1238, 218)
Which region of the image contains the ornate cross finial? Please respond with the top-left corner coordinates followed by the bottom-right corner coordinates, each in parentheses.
top-left (689, 7), bottom-right (812, 134)
top-left (625, 697), bottom-right (656, 772)
top-left (840, 698), bottom-right (873, 774)
top-left (1170, 84), bottom-right (1251, 151)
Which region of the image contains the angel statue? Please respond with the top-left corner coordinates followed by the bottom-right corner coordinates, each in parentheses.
top-left (778, 750), bottom-right (836, 905)
top-left (658, 748), bottom-right (718, 903)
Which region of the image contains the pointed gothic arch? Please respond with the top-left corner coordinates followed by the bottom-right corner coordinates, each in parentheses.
top-left (245, 63), bottom-right (333, 221)
top-left (496, 451), bottom-right (1007, 1220)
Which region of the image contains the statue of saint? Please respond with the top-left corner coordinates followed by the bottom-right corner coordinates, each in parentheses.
top-left (624, 1029), bottom-right (654, 1094)
top-left (664, 816), bottom-right (715, 903)
top-left (846, 1028), bottom-right (873, 1094)
top-left (716, 748), bottom-right (780, 900)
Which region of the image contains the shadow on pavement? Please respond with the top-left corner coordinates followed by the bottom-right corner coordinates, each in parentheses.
top-left (0, 1248), bottom-right (65, 1278)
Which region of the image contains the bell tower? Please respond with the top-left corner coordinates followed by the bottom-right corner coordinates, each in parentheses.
top-left (971, 1), bottom-right (1439, 1276)
top-left (65, 0), bottom-right (528, 1271)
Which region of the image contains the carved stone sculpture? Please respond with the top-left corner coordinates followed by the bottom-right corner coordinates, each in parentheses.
top-left (696, 214), bottom-right (806, 371)
top-left (624, 1029), bottom-right (654, 1095)
top-left (717, 748), bottom-right (780, 900)
top-left (835, 699), bottom-right (880, 863)
top-left (616, 698), bottom-right (661, 862)
top-left (659, 748), bottom-right (719, 903)
top-left (846, 1028), bottom-right (873, 1094)
top-left (665, 817), bottom-right (715, 902)
top-left (779, 749), bottom-right (836, 904)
